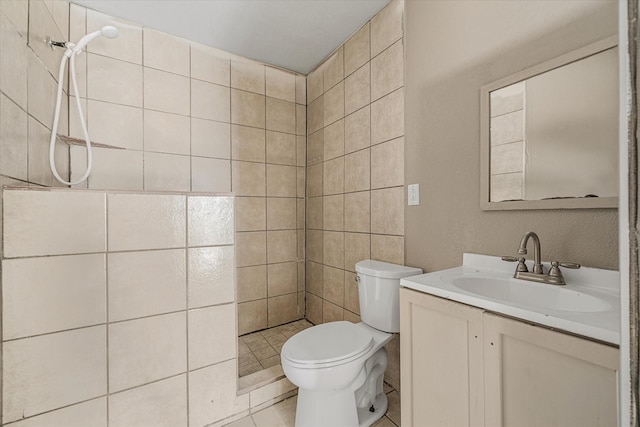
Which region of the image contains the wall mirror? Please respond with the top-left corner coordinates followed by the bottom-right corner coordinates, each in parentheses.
top-left (480, 36), bottom-right (618, 210)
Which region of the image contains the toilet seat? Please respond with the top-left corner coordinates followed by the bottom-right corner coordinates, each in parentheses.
top-left (281, 321), bottom-right (373, 369)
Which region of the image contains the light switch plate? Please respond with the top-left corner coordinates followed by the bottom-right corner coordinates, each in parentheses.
top-left (408, 184), bottom-right (420, 206)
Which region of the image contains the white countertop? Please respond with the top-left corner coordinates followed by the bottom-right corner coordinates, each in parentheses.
top-left (400, 253), bottom-right (621, 345)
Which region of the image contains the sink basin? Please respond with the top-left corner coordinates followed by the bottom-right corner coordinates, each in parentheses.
top-left (451, 276), bottom-right (611, 313)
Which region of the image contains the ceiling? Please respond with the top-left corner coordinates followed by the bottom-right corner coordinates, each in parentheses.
top-left (70, 0), bottom-right (391, 74)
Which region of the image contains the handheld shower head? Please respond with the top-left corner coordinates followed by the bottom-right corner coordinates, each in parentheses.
top-left (71, 25), bottom-right (119, 54)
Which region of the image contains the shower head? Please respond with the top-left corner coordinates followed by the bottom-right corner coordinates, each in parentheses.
top-left (71, 26), bottom-right (119, 54)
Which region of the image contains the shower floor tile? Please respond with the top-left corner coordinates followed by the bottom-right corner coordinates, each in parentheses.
top-left (238, 319), bottom-right (313, 378)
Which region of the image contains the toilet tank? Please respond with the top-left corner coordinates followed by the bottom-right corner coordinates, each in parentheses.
top-left (355, 260), bottom-right (422, 333)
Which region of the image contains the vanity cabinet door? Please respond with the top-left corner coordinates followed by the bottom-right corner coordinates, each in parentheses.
top-left (400, 288), bottom-right (485, 427)
top-left (483, 313), bottom-right (619, 427)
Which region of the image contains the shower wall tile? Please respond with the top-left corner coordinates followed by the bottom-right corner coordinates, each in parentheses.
top-left (370, 0), bottom-right (403, 57)
top-left (371, 39), bottom-right (404, 101)
top-left (323, 194), bottom-right (344, 231)
top-left (188, 246), bottom-right (235, 308)
top-left (266, 67), bottom-right (296, 102)
top-left (86, 8), bottom-right (142, 64)
top-left (345, 63), bottom-right (370, 115)
top-left (371, 136), bottom-right (404, 189)
top-left (2, 326), bottom-right (107, 424)
top-left (307, 66), bottom-right (324, 103)
top-left (323, 119), bottom-right (344, 161)
top-left (266, 97), bottom-right (296, 134)
top-left (3, 189), bottom-right (106, 258)
top-left (188, 304), bottom-right (236, 369)
top-left (26, 51), bottom-right (57, 128)
top-left (231, 124), bottom-right (266, 162)
top-left (191, 80), bottom-right (231, 122)
top-left (344, 232), bottom-right (370, 273)
top-left (0, 12), bottom-right (28, 109)
top-left (296, 74), bottom-right (306, 105)
top-left (188, 359), bottom-right (250, 426)
top-left (344, 23), bottom-right (370, 77)
top-left (235, 197), bottom-right (266, 231)
top-left (88, 54), bottom-right (143, 107)
top-left (323, 81), bottom-right (344, 126)
top-left (370, 234), bottom-right (404, 265)
top-left (191, 157), bottom-right (231, 193)
top-left (238, 299), bottom-right (268, 335)
top-left (72, 146), bottom-right (144, 191)
top-left (108, 312), bottom-right (186, 392)
top-left (107, 193), bottom-right (185, 251)
top-left (266, 197), bottom-right (297, 230)
top-left (28, 0), bottom-right (65, 78)
top-left (306, 0), bottom-right (404, 324)
top-left (191, 118), bottom-right (231, 159)
top-left (0, 0), bottom-right (28, 38)
top-left (8, 398), bottom-right (106, 427)
top-left (143, 152), bottom-right (191, 192)
top-left (237, 265), bottom-right (267, 302)
top-left (188, 196), bottom-right (234, 246)
top-left (108, 376), bottom-right (187, 427)
top-left (143, 28), bottom-right (190, 76)
top-left (191, 43), bottom-right (231, 86)
top-left (267, 261), bottom-right (298, 297)
top-left (324, 48), bottom-right (344, 91)
top-left (1, 188), bottom-right (258, 426)
top-left (371, 88), bottom-right (404, 145)
top-left (0, 93), bottom-right (28, 181)
top-left (232, 161), bottom-right (266, 196)
top-left (2, 254), bottom-right (106, 340)
top-left (344, 149), bottom-right (370, 193)
top-left (236, 231), bottom-right (267, 267)
top-left (371, 187), bottom-right (404, 235)
top-left (144, 68), bottom-right (190, 115)
top-left (231, 89), bottom-right (266, 128)
top-left (144, 110), bottom-right (190, 155)
top-left (88, 100), bottom-right (143, 150)
top-left (266, 131), bottom-right (297, 165)
top-left (266, 164), bottom-right (297, 197)
top-left (231, 60), bottom-right (266, 95)
top-left (267, 293), bottom-right (299, 327)
top-left (267, 230), bottom-right (298, 263)
top-left (108, 249), bottom-right (186, 322)
top-left (344, 105), bottom-right (371, 154)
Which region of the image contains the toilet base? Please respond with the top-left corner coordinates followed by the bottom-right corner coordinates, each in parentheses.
top-left (293, 348), bottom-right (389, 427)
top-left (356, 392), bottom-right (388, 427)
top-left (294, 388), bottom-right (388, 427)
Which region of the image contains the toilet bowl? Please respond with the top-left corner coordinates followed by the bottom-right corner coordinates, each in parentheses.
top-left (281, 260), bottom-right (422, 427)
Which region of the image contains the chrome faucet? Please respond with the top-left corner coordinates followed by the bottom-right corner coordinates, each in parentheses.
top-left (502, 231), bottom-right (580, 286)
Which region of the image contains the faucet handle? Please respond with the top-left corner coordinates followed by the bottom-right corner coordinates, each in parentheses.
top-left (548, 261), bottom-right (580, 279)
top-left (501, 256), bottom-right (528, 272)
top-left (558, 261), bottom-right (581, 269)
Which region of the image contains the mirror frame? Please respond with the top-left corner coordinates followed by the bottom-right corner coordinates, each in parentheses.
top-left (480, 36), bottom-right (618, 211)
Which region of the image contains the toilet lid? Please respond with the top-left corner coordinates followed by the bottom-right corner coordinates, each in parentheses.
top-left (281, 321), bottom-right (373, 365)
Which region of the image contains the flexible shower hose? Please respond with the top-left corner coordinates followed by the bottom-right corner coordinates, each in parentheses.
top-left (49, 43), bottom-right (93, 186)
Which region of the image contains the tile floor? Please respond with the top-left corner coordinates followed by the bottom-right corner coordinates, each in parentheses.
top-left (224, 387), bottom-right (401, 427)
top-left (238, 319), bottom-right (314, 377)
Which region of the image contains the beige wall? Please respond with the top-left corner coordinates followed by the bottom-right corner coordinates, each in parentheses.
top-left (305, 0), bottom-right (406, 326)
top-left (404, 0), bottom-right (619, 273)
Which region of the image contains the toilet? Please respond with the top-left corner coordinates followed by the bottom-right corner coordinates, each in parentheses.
top-left (281, 260), bottom-right (422, 427)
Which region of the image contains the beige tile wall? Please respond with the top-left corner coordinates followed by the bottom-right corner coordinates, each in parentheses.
top-left (305, 0), bottom-right (405, 325)
top-left (0, 0), bottom-right (71, 188)
top-left (66, 6), bottom-right (307, 335)
top-left (1, 188), bottom-right (294, 427)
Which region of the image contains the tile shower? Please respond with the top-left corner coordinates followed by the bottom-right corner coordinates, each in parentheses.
top-left (0, 0), bottom-right (406, 424)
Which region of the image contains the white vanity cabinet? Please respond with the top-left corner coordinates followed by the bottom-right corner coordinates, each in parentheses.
top-left (400, 288), bottom-right (619, 427)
